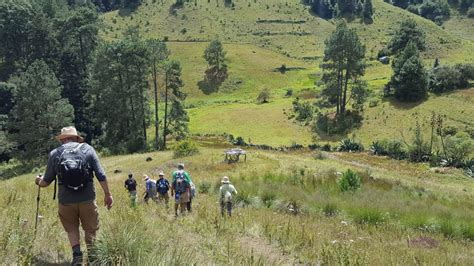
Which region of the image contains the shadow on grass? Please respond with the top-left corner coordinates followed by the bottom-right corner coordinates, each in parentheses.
top-left (197, 67), bottom-right (228, 95)
top-left (384, 97), bottom-right (424, 110)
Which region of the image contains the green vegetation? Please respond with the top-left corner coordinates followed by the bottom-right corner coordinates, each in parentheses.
top-left (1, 146), bottom-right (473, 264)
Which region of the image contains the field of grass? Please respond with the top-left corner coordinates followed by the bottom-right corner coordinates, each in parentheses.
top-left (1, 145), bottom-right (473, 264)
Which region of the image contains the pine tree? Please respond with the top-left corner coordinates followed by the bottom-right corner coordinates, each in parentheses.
top-left (8, 60), bottom-right (74, 162)
top-left (163, 61), bottom-right (188, 149)
top-left (321, 21), bottom-right (366, 115)
top-left (146, 39), bottom-right (170, 149)
top-left (89, 30), bottom-right (150, 152)
top-left (388, 19), bottom-right (426, 54)
top-left (391, 43), bottom-right (428, 102)
top-left (363, 0), bottom-right (374, 23)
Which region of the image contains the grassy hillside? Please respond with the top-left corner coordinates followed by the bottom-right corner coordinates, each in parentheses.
top-left (100, 0), bottom-right (474, 147)
top-left (1, 145), bottom-right (473, 264)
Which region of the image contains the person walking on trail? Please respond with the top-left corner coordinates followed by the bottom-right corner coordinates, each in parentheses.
top-left (172, 163), bottom-right (193, 213)
top-left (34, 126), bottom-right (113, 265)
top-left (219, 176), bottom-right (237, 217)
top-left (188, 181), bottom-right (196, 212)
top-left (156, 172), bottom-right (170, 207)
top-left (124, 173), bottom-right (137, 207)
top-left (171, 163), bottom-right (191, 216)
top-left (143, 175), bottom-right (157, 204)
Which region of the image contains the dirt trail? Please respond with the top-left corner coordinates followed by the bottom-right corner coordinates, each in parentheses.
top-left (238, 235), bottom-right (295, 265)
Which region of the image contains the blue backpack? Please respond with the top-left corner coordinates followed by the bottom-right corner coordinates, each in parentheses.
top-left (174, 172), bottom-right (187, 194)
top-left (157, 179), bottom-right (169, 194)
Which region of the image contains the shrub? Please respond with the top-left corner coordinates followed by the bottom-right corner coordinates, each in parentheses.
top-left (352, 208), bottom-right (385, 225)
top-left (322, 203), bottom-right (339, 217)
top-left (261, 190), bottom-right (276, 208)
top-left (407, 4), bottom-right (419, 15)
top-left (198, 181), bottom-right (212, 194)
top-left (285, 88), bottom-right (293, 97)
top-left (468, 8), bottom-right (474, 18)
top-left (444, 132), bottom-right (473, 168)
top-left (338, 138), bottom-right (364, 152)
top-left (173, 139), bottom-right (199, 158)
top-left (428, 65), bottom-right (462, 93)
top-left (338, 169), bottom-right (361, 192)
top-left (370, 139), bottom-right (406, 160)
top-left (322, 143), bottom-right (332, 151)
top-left (235, 190), bottom-right (252, 206)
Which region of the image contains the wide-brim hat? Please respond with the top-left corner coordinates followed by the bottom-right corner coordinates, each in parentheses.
top-left (55, 126), bottom-right (84, 142)
top-left (158, 172), bottom-right (164, 176)
top-left (221, 176), bottom-right (230, 184)
top-left (143, 175), bottom-right (150, 181)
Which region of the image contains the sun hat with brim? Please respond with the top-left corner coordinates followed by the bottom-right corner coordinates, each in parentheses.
top-left (143, 175), bottom-right (150, 181)
top-left (159, 172), bottom-right (165, 176)
top-left (221, 176), bottom-right (230, 184)
top-left (55, 126), bottom-right (84, 142)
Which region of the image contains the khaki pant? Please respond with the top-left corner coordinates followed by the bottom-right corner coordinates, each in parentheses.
top-left (58, 200), bottom-right (99, 247)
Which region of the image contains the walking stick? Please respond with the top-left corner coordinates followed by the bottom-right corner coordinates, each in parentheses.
top-left (35, 175), bottom-right (42, 232)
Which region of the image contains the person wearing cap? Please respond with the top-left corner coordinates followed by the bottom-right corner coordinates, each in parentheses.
top-left (171, 163), bottom-right (191, 216)
top-left (35, 126), bottom-right (113, 265)
top-left (156, 171), bottom-right (170, 207)
top-left (219, 176), bottom-right (238, 217)
top-left (124, 172), bottom-right (137, 207)
top-left (143, 174), bottom-right (157, 204)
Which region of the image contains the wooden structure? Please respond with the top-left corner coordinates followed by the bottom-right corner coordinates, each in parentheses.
top-left (224, 148), bottom-right (247, 163)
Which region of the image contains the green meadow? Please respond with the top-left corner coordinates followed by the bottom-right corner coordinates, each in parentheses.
top-left (1, 145), bottom-right (473, 264)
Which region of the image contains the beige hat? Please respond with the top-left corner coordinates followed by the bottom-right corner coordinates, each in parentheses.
top-left (159, 172), bottom-right (164, 176)
top-left (55, 126), bottom-right (84, 142)
top-left (221, 176), bottom-right (230, 184)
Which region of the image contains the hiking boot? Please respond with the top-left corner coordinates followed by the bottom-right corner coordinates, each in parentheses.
top-left (71, 252), bottom-right (83, 265)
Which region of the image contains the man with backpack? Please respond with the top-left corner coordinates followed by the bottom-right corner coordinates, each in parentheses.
top-left (156, 172), bottom-right (170, 207)
top-left (171, 163), bottom-right (191, 216)
top-left (35, 126), bottom-right (113, 265)
top-left (124, 173), bottom-right (137, 207)
top-left (143, 175), bottom-right (157, 204)
top-left (219, 176), bottom-right (238, 217)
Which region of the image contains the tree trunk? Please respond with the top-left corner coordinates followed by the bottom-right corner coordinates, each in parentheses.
top-left (341, 68), bottom-right (350, 114)
top-left (163, 71), bottom-right (169, 150)
top-left (153, 62), bottom-right (160, 150)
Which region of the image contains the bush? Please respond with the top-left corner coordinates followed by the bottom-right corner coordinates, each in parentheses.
top-left (428, 65), bottom-right (462, 93)
top-left (338, 138), bottom-right (364, 152)
top-left (198, 181), bottom-right (212, 194)
top-left (322, 203), bottom-right (339, 217)
top-left (407, 4), bottom-right (419, 15)
top-left (338, 169), bottom-right (361, 192)
top-left (173, 139), bottom-right (199, 158)
top-left (370, 139), bottom-right (407, 160)
top-left (444, 132), bottom-right (473, 168)
top-left (468, 7), bottom-right (474, 18)
top-left (322, 143), bottom-right (332, 151)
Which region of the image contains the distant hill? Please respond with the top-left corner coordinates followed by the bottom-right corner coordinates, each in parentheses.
top-left (101, 0), bottom-right (473, 147)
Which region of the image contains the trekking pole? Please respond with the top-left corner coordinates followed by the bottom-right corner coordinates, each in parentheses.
top-left (35, 174), bottom-right (42, 233)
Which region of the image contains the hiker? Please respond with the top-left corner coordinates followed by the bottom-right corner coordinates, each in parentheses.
top-left (156, 171), bottom-right (170, 207)
top-left (35, 126), bottom-right (113, 265)
top-left (172, 163), bottom-right (193, 213)
top-left (219, 176), bottom-right (237, 217)
top-left (124, 172), bottom-right (137, 207)
top-left (171, 163), bottom-right (191, 216)
top-left (143, 175), bottom-right (157, 204)
top-left (188, 181), bottom-right (196, 212)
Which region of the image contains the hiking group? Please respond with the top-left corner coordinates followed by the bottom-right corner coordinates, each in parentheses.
top-left (125, 163), bottom-right (197, 217)
top-left (34, 126), bottom-right (238, 265)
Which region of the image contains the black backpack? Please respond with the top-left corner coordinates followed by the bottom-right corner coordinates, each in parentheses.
top-left (174, 172), bottom-right (187, 194)
top-left (125, 178), bottom-right (137, 191)
top-left (57, 143), bottom-right (91, 192)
